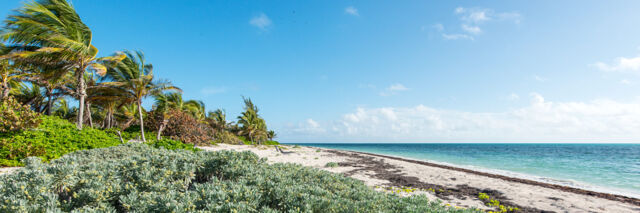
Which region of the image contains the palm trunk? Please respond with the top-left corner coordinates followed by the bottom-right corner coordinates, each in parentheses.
top-left (137, 99), bottom-right (146, 142)
top-left (45, 88), bottom-right (53, 116)
top-left (1, 80), bottom-right (9, 100)
top-left (86, 102), bottom-right (93, 128)
top-left (122, 118), bottom-right (135, 130)
top-left (106, 110), bottom-right (113, 129)
top-left (76, 67), bottom-right (86, 130)
top-left (157, 119), bottom-right (168, 140)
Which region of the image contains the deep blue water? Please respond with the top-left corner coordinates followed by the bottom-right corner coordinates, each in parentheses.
top-left (291, 143), bottom-right (640, 197)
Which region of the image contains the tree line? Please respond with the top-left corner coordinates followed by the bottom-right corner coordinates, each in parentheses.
top-left (0, 0), bottom-right (275, 145)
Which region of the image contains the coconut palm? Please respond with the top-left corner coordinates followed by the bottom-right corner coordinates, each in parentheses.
top-left (267, 130), bottom-right (276, 141)
top-left (13, 82), bottom-right (46, 111)
top-left (0, 44), bottom-right (31, 100)
top-left (102, 50), bottom-right (180, 142)
top-left (87, 85), bottom-right (133, 129)
top-left (152, 92), bottom-right (206, 139)
top-left (237, 97), bottom-right (268, 144)
top-left (208, 108), bottom-right (228, 133)
top-left (52, 98), bottom-right (73, 119)
top-left (1, 0), bottom-right (124, 129)
top-left (22, 65), bottom-right (74, 115)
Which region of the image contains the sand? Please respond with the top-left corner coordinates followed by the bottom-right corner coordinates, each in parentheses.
top-left (2, 144), bottom-right (638, 212)
top-left (198, 144), bottom-right (640, 213)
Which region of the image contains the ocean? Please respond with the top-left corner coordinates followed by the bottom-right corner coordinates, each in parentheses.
top-left (293, 143), bottom-right (640, 198)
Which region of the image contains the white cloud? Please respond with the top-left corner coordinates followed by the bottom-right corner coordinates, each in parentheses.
top-left (345, 6), bottom-right (359, 16)
top-left (249, 13), bottom-right (272, 30)
top-left (387, 84), bottom-right (409, 92)
top-left (508, 93), bottom-right (520, 101)
top-left (621, 79), bottom-right (632, 85)
top-left (290, 119), bottom-right (326, 134)
top-left (200, 87), bottom-right (227, 95)
top-left (461, 24), bottom-right (482, 34)
top-left (534, 75), bottom-right (547, 82)
top-left (284, 94), bottom-right (640, 142)
top-left (442, 33), bottom-right (474, 41)
top-left (380, 83), bottom-right (409, 96)
top-left (433, 7), bottom-right (521, 41)
top-left (593, 55), bottom-right (640, 73)
top-left (456, 8), bottom-right (491, 23)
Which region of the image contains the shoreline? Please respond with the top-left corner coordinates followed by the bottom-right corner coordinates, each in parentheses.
top-left (292, 143), bottom-right (640, 200)
top-left (199, 144), bottom-right (640, 212)
top-left (337, 148), bottom-right (640, 206)
top-left (3, 144), bottom-right (639, 212)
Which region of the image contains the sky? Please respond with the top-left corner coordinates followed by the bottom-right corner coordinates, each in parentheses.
top-left (3, 0), bottom-right (640, 143)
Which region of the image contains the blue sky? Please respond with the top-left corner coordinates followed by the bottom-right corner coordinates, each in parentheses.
top-left (3, 0), bottom-right (640, 143)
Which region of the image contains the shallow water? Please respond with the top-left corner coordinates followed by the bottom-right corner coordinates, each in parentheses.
top-left (292, 143), bottom-right (640, 197)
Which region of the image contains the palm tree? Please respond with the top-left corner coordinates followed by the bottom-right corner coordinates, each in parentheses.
top-left (208, 109), bottom-right (228, 133)
top-left (237, 97), bottom-right (268, 144)
top-left (102, 50), bottom-right (180, 142)
top-left (0, 44), bottom-right (31, 100)
top-left (1, 0), bottom-right (124, 129)
top-left (23, 65), bottom-right (73, 115)
top-left (87, 85), bottom-right (133, 129)
top-left (153, 92), bottom-right (205, 139)
top-left (13, 82), bottom-right (46, 111)
top-left (267, 130), bottom-right (276, 142)
top-left (117, 103), bottom-right (140, 131)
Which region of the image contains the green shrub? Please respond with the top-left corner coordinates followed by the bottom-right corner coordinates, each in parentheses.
top-left (213, 130), bottom-right (242, 144)
top-left (104, 128), bottom-right (153, 141)
top-left (0, 144), bottom-right (477, 212)
top-left (146, 138), bottom-right (200, 152)
top-left (263, 140), bottom-right (280, 145)
top-left (0, 116), bottom-right (122, 167)
top-left (325, 162), bottom-right (339, 168)
top-left (0, 97), bottom-right (41, 133)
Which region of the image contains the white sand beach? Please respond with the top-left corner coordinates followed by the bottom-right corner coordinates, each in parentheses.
top-left (199, 144), bottom-right (640, 213)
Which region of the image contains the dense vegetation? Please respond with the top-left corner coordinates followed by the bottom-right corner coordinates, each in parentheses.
top-left (0, 116), bottom-right (121, 166)
top-left (0, 0), bottom-right (277, 146)
top-left (0, 144), bottom-right (474, 212)
top-left (0, 116), bottom-right (199, 167)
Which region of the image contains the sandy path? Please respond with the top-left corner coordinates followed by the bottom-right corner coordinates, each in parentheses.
top-left (199, 144), bottom-right (640, 213)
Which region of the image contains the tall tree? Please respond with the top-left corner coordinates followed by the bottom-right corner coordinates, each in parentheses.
top-left (102, 50), bottom-right (180, 142)
top-left (1, 0), bottom-right (124, 129)
top-left (237, 97), bottom-right (268, 144)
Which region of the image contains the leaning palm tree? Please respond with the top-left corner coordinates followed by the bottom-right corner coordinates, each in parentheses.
top-left (208, 109), bottom-right (228, 133)
top-left (1, 0), bottom-right (124, 129)
top-left (237, 97), bottom-right (268, 144)
top-left (267, 130), bottom-right (276, 142)
top-left (102, 50), bottom-right (180, 142)
top-left (152, 92), bottom-right (205, 139)
top-left (13, 82), bottom-right (46, 111)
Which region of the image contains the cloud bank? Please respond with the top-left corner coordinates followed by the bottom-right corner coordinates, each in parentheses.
top-left (282, 94), bottom-right (640, 142)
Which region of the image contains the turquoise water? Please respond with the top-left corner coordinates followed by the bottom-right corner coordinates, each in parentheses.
top-left (294, 143), bottom-right (640, 197)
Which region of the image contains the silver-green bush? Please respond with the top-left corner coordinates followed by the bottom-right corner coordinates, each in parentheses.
top-left (0, 144), bottom-right (477, 212)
